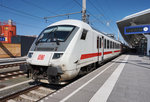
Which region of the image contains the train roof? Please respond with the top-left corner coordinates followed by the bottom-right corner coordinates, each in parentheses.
top-left (92, 27), bottom-right (120, 43)
top-left (49, 19), bottom-right (92, 30)
top-left (48, 19), bottom-right (120, 43)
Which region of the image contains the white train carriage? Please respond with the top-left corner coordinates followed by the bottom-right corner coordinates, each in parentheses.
top-left (26, 19), bottom-right (121, 84)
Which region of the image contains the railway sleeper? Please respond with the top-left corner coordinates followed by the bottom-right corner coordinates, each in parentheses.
top-left (19, 94), bottom-right (38, 101)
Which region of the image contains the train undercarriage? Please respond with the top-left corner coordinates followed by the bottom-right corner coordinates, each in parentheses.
top-left (23, 57), bottom-right (117, 84)
top-left (23, 62), bottom-right (98, 84)
top-left (25, 65), bottom-right (63, 84)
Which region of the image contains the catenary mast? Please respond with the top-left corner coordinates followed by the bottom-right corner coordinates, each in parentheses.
top-left (82, 0), bottom-right (87, 22)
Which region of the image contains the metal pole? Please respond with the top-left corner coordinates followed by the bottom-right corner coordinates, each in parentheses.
top-left (82, 0), bottom-right (86, 22)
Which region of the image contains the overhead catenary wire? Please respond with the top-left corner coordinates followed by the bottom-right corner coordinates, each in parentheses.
top-left (22, 0), bottom-right (79, 21)
top-left (0, 18), bottom-right (44, 29)
top-left (72, 0), bottom-right (105, 24)
top-left (88, 0), bottom-right (116, 33)
top-left (73, 0), bottom-right (82, 7)
top-left (88, 0), bottom-right (109, 21)
top-left (96, 0), bottom-right (118, 20)
top-left (93, 0), bottom-right (118, 31)
top-left (0, 3), bottom-right (43, 20)
top-left (43, 12), bottom-right (82, 20)
top-left (54, 0), bottom-right (75, 13)
top-left (16, 22), bottom-right (44, 29)
top-left (21, 0), bottom-right (57, 15)
top-left (94, 0), bottom-right (120, 35)
top-left (73, 0), bottom-right (117, 35)
top-left (0, 9), bottom-right (45, 23)
top-left (72, 0), bottom-right (107, 25)
top-left (103, 0), bottom-right (121, 30)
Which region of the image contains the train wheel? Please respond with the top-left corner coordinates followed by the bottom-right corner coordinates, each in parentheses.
top-left (32, 70), bottom-right (40, 82)
top-left (48, 75), bottom-right (60, 84)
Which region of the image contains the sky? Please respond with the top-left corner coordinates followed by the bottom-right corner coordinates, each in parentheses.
top-left (0, 0), bottom-right (150, 43)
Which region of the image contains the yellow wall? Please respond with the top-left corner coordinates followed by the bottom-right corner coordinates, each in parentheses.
top-left (0, 43), bottom-right (21, 58)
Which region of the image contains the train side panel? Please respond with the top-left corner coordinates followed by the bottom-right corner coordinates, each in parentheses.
top-left (60, 27), bottom-right (97, 80)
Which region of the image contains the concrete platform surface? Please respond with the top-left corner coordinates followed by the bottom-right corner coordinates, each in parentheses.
top-left (40, 54), bottom-right (150, 102)
top-left (0, 56), bottom-right (26, 63)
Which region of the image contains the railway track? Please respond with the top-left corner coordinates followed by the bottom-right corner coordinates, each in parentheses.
top-left (0, 56), bottom-right (118, 102)
top-left (0, 82), bottom-right (62, 102)
top-left (0, 61), bottom-right (26, 69)
top-left (0, 70), bottom-right (27, 82)
top-left (0, 57), bottom-right (62, 102)
top-left (0, 58), bottom-right (27, 82)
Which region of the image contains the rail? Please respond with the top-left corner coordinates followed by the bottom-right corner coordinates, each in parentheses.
top-left (0, 57), bottom-right (27, 69)
top-left (0, 82), bottom-right (60, 102)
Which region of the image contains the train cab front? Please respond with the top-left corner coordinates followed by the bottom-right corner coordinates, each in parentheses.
top-left (26, 24), bottom-right (78, 84)
top-left (27, 51), bottom-right (64, 84)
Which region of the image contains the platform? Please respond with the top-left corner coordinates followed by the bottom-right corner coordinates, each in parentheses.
top-left (40, 54), bottom-right (150, 102)
top-left (0, 56), bottom-right (26, 63)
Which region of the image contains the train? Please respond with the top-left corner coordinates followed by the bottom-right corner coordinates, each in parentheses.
top-left (26, 19), bottom-right (124, 84)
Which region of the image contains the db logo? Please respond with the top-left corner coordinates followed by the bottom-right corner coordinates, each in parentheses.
top-left (37, 54), bottom-right (45, 60)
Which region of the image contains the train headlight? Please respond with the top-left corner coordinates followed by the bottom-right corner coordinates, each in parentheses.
top-left (53, 53), bottom-right (63, 59)
top-left (28, 52), bottom-right (33, 58)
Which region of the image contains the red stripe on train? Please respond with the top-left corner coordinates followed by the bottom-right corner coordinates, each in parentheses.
top-left (80, 52), bottom-right (102, 60)
top-left (114, 50), bottom-right (120, 52)
top-left (103, 51), bottom-right (112, 55)
top-left (80, 50), bottom-right (120, 60)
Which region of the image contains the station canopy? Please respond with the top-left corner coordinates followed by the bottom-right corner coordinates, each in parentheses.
top-left (117, 9), bottom-right (150, 47)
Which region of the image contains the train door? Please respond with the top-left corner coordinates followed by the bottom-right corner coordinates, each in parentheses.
top-left (101, 36), bottom-right (104, 61)
top-left (97, 36), bottom-right (100, 62)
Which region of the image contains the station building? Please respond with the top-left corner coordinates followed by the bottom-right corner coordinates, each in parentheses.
top-left (117, 9), bottom-right (150, 55)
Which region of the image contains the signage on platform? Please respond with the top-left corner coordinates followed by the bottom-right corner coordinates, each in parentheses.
top-left (124, 25), bottom-right (150, 34)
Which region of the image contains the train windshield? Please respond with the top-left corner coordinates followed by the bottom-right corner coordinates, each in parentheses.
top-left (37, 25), bottom-right (75, 43)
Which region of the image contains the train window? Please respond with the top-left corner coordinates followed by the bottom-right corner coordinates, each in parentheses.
top-left (107, 40), bottom-right (109, 49)
top-left (97, 37), bottom-right (99, 49)
top-left (99, 38), bottom-right (101, 48)
top-left (113, 42), bottom-right (114, 48)
top-left (110, 41), bottom-right (112, 49)
top-left (117, 44), bottom-right (119, 48)
top-left (37, 25), bottom-right (75, 43)
top-left (118, 44), bottom-right (119, 49)
top-left (81, 29), bottom-right (88, 40)
top-left (104, 39), bottom-right (106, 49)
